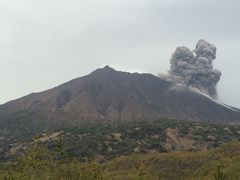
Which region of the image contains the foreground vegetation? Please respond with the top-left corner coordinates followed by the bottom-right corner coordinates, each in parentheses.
top-left (1, 119), bottom-right (240, 179)
top-left (2, 119), bottom-right (240, 162)
top-left (1, 140), bottom-right (240, 179)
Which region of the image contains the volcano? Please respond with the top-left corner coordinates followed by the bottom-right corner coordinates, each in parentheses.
top-left (0, 66), bottom-right (239, 134)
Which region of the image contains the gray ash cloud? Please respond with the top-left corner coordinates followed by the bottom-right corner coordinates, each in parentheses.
top-left (161, 40), bottom-right (221, 99)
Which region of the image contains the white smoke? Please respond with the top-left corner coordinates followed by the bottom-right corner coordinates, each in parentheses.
top-left (160, 40), bottom-right (221, 99)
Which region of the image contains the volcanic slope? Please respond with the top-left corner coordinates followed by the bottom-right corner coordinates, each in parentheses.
top-left (0, 66), bottom-right (239, 132)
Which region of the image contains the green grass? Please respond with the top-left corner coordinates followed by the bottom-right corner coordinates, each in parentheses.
top-left (1, 140), bottom-right (240, 179)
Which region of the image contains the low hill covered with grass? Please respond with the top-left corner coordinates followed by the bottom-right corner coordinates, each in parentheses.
top-left (1, 141), bottom-right (240, 179)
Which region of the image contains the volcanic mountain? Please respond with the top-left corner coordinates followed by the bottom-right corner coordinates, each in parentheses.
top-left (0, 66), bottom-right (239, 134)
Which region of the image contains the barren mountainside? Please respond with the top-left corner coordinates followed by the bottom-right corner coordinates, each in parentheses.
top-left (0, 66), bottom-right (239, 127)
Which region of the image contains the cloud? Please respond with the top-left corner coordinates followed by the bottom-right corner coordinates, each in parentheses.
top-left (0, 0), bottom-right (239, 107)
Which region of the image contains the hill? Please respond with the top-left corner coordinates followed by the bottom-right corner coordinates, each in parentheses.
top-left (1, 119), bottom-right (240, 162)
top-left (0, 66), bottom-right (239, 134)
top-left (1, 66), bottom-right (240, 162)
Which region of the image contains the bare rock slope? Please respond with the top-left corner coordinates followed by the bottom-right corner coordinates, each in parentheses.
top-left (0, 66), bottom-right (239, 131)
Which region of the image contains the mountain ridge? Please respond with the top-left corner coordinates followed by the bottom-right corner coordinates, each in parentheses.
top-left (0, 66), bottom-right (239, 126)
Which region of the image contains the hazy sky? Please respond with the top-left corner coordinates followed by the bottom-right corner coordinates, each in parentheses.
top-left (0, 0), bottom-right (240, 108)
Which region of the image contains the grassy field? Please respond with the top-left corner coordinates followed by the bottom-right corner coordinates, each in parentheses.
top-left (1, 140), bottom-right (240, 179)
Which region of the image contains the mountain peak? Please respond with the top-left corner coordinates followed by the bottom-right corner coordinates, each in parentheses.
top-left (103, 65), bottom-right (111, 69)
top-left (1, 66), bottom-right (240, 124)
top-left (91, 65), bottom-right (117, 76)
top-left (101, 65), bottom-right (115, 71)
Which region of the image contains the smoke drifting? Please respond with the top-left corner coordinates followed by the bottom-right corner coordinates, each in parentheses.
top-left (161, 40), bottom-right (221, 99)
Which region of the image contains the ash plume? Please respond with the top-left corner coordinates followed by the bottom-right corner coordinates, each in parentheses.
top-left (161, 40), bottom-right (221, 99)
